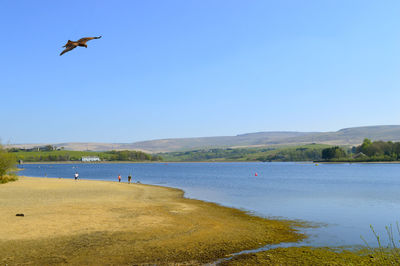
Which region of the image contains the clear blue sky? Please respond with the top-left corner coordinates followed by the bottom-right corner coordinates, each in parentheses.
top-left (1, 1), bottom-right (400, 143)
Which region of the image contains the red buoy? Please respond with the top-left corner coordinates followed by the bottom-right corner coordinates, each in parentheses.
top-left (255, 172), bottom-right (258, 176)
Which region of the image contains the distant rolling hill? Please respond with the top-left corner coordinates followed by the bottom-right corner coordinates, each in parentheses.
top-left (9, 125), bottom-right (400, 153)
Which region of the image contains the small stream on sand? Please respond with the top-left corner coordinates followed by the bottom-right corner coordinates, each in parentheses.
top-left (209, 242), bottom-right (305, 265)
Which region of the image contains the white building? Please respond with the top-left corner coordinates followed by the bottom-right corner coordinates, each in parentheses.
top-left (81, 156), bottom-right (101, 162)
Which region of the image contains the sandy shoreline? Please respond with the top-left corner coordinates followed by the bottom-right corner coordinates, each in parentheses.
top-left (0, 177), bottom-right (304, 265)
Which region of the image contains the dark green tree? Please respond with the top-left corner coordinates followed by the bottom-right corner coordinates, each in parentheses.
top-left (322, 146), bottom-right (347, 160)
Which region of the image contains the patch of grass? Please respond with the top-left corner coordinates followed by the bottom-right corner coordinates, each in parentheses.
top-left (361, 224), bottom-right (400, 265)
top-left (0, 174), bottom-right (18, 184)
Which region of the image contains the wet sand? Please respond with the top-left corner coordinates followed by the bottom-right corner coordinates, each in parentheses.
top-left (0, 177), bottom-right (304, 265)
top-left (221, 247), bottom-right (379, 265)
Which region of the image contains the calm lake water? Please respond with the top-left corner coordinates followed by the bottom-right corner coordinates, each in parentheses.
top-left (18, 162), bottom-right (400, 247)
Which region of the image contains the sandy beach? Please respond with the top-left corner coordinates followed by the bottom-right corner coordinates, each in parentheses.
top-left (0, 177), bottom-right (303, 265)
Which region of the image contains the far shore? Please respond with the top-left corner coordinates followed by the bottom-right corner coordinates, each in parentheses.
top-left (0, 176), bottom-right (304, 265)
top-left (20, 160), bottom-right (261, 164)
top-left (21, 160), bottom-right (400, 165)
top-left (314, 161), bottom-right (400, 164)
top-left (21, 160), bottom-right (162, 164)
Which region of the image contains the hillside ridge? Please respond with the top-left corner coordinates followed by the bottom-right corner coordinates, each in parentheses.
top-left (9, 125), bottom-right (400, 153)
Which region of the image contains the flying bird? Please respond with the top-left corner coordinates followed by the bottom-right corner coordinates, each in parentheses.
top-left (60, 36), bottom-right (102, 56)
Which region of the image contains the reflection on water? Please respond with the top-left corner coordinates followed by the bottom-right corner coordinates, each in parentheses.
top-left (19, 162), bottom-right (400, 247)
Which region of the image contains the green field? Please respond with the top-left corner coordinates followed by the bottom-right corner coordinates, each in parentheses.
top-left (158, 144), bottom-right (332, 162)
top-left (160, 139), bottom-right (400, 163)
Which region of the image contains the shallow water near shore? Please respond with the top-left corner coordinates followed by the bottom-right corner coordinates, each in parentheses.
top-left (19, 162), bottom-right (400, 247)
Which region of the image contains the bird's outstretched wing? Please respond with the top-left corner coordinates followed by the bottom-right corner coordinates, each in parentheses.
top-left (60, 46), bottom-right (76, 56)
top-left (62, 40), bottom-right (74, 48)
top-left (77, 36), bottom-right (102, 44)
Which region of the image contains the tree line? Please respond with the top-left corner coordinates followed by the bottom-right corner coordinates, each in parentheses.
top-left (320, 139), bottom-right (400, 162)
top-left (256, 146), bottom-right (324, 162)
top-left (7, 148), bottom-right (162, 162)
top-left (160, 148), bottom-right (274, 162)
top-left (106, 150), bottom-right (162, 161)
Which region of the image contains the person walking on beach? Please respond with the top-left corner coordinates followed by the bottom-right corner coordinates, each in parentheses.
top-left (128, 174), bottom-right (132, 184)
top-left (74, 172), bottom-right (79, 181)
top-left (118, 174), bottom-right (121, 183)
